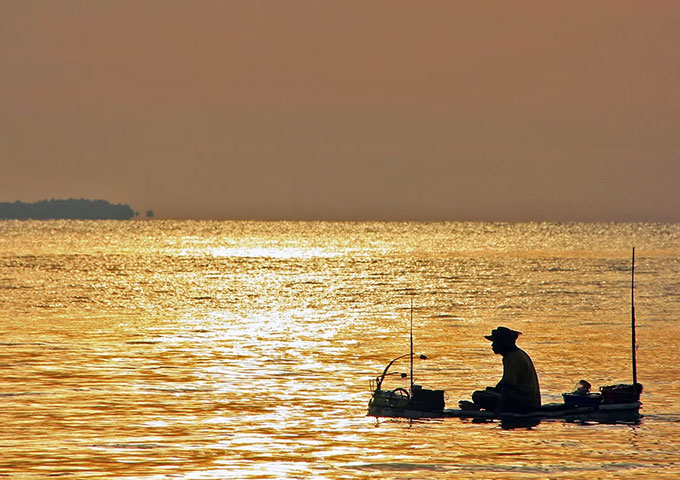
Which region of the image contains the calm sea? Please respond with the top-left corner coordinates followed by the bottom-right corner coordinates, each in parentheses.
top-left (1, 221), bottom-right (679, 479)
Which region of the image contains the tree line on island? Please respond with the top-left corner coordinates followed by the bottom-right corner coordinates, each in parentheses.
top-left (0, 199), bottom-right (153, 220)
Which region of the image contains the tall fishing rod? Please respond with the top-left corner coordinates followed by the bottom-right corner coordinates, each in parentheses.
top-left (410, 296), bottom-right (414, 389)
top-left (372, 296), bottom-right (426, 391)
top-left (631, 247), bottom-right (637, 385)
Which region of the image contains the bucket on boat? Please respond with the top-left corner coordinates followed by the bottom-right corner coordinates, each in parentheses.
top-left (562, 392), bottom-right (602, 407)
top-left (562, 379), bottom-right (602, 407)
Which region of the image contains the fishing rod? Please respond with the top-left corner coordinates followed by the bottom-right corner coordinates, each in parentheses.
top-left (410, 296), bottom-right (414, 389)
top-left (631, 247), bottom-right (637, 386)
top-left (372, 296), bottom-right (427, 392)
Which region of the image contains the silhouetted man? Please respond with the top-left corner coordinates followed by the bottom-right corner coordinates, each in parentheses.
top-left (461, 326), bottom-right (541, 413)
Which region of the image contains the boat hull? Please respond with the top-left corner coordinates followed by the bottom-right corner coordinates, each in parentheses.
top-left (367, 401), bottom-right (642, 424)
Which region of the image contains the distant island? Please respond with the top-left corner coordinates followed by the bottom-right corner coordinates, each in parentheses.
top-left (0, 199), bottom-right (135, 220)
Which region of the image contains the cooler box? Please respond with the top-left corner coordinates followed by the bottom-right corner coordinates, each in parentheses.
top-left (411, 385), bottom-right (445, 411)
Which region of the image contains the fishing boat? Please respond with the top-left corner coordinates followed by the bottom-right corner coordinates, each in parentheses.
top-left (367, 382), bottom-right (643, 425)
top-left (368, 249), bottom-right (644, 426)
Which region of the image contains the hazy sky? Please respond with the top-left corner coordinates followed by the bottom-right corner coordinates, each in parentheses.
top-left (2, 1), bottom-right (679, 221)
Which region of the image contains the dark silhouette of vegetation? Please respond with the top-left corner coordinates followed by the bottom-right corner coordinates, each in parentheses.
top-left (0, 199), bottom-right (134, 220)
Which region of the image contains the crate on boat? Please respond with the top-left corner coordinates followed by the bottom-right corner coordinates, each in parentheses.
top-left (600, 383), bottom-right (643, 404)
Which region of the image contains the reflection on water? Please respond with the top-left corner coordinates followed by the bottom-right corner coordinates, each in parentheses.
top-left (1, 220), bottom-right (680, 478)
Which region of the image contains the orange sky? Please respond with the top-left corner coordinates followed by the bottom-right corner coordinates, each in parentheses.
top-left (2, 1), bottom-right (679, 221)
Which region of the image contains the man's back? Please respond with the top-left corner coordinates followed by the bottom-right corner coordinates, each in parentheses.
top-left (500, 348), bottom-right (541, 408)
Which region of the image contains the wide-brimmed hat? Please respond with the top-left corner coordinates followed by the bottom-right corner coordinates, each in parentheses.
top-left (484, 326), bottom-right (521, 342)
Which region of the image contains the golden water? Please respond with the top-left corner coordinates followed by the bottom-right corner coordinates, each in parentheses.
top-left (1, 221), bottom-right (679, 479)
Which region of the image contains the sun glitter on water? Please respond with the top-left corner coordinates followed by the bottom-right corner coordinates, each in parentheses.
top-left (205, 246), bottom-right (340, 259)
